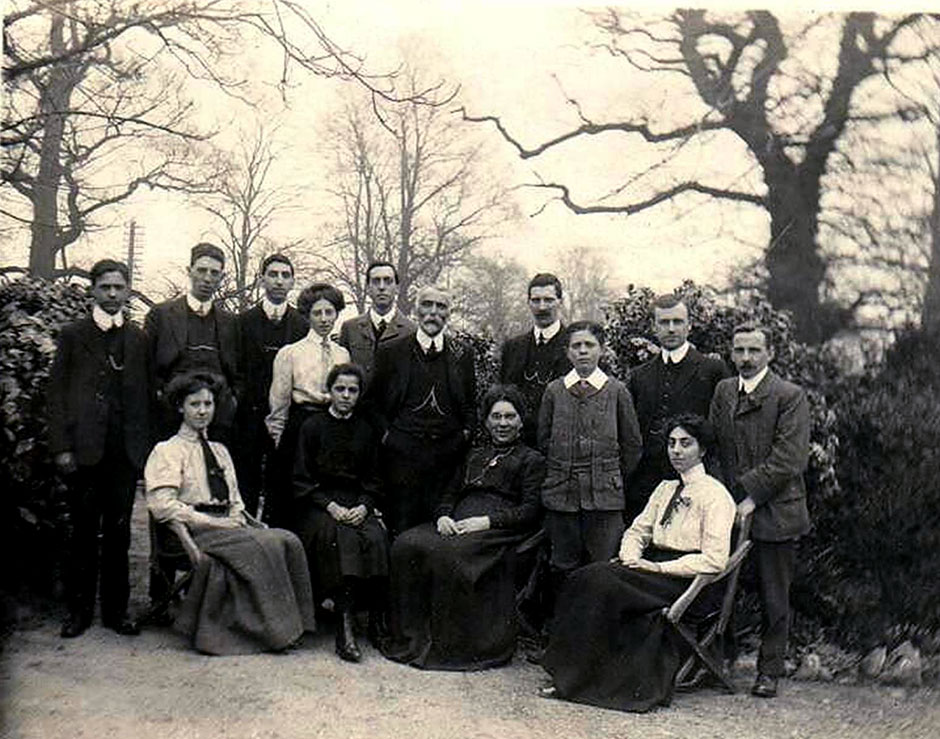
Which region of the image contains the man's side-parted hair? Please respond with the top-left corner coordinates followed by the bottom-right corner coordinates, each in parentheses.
top-left (732, 321), bottom-right (773, 349)
top-left (652, 293), bottom-right (687, 312)
top-left (366, 261), bottom-right (399, 284)
top-left (260, 253), bottom-right (294, 276)
top-left (89, 259), bottom-right (129, 285)
top-left (190, 242), bottom-right (225, 266)
top-left (565, 320), bottom-right (605, 345)
top-left (528, 273), bottom-right (563, 300)
top-left (298, 282), bottom-right (346, 317)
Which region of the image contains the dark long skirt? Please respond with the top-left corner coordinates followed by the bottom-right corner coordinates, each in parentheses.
top-left (542, 559), bottom-right (719, 712)
top-left (266, 403), bottom-right (324, 527)
top-left (291, 504), bottom-right (389, 596)
top-left (382, 522), bottom-right (531, 670)
top-left (175, 527), bottom-right (317, 655)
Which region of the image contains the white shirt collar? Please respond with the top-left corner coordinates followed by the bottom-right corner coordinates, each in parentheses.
top-left (533, 320), bottom-right (561, 343)
top-left (678, 462), bottom-right (707, 485)
top-left (739, 366), bottom-right (770, 395)
top-left (306, 328), bottom-right (335, 344)
top-left (661, 342), bottom-right (690, 365)
top-left (415, 329), bottom-right (444, 353)
top-left (262, 297), bottom-right (287, 322)
top-left (92, 304), bottom-right (124, 331)
top-left (186, 293), bottom-right (213, 317)
top-left (370, 307), bottom-right (394, 330)
top-left (563, 367), bottom-right (608, 390)
top-left (328, 406), bottom-right (352, 420)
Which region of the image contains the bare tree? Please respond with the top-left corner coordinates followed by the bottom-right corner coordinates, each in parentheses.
top-left (462, 10), bottom-right (938, 343)
top-left (556, 245), bottom-right (614, 324)
top-left (448, 253), bottom-right (529, 341)
top-left (2, 0), bottom-right (453, 279)
top-left (199, 125), bottom-right (300, 310)
top-left (316, 69), bottom-right (514, 313)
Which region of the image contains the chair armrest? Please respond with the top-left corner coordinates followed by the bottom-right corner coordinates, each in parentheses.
top-left (666, 573), bottom-right (716, 623)
top-left (167, 519), bottom-right (202, 566)
top-left (665, 539), bottom-right (753, 623)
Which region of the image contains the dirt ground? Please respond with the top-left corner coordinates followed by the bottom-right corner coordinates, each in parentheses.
top-left (1, 494), bottom-right (938, 739)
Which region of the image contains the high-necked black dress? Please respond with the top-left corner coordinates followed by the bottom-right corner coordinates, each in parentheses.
top-left (291, 411), bottom-right (389, 596)
top-left (382, 441), bottom-right (545, 670)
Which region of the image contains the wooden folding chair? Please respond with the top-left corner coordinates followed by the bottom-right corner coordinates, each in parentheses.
top-left (134, 516), bottom-right (201, 629)
top-left (664, 512), bottom-right (752, 693)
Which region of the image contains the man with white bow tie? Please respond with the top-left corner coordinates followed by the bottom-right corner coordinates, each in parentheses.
top-left (48, 259), bottom-right (153, 638)
top-left (144, 242), bottom-right (242, 444)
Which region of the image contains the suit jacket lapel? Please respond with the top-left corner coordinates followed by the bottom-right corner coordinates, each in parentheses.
top-left (735, 371), bottom-right (774, 416)
top-left (669, 348), bottom-right (704, 397)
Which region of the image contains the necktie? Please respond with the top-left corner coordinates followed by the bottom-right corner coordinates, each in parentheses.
top-left (659, 481), bottom-right (686, 528)
top-left (321, 337), bottom-right (333, 367)
top-left (376, 319), bottom-right (387, 337)
top-left (536, 333), bottom-right (545, 346)
top-left (199, 433), bottom-right (230, 502)
top-left (426, 342), bottom-right (438, 359)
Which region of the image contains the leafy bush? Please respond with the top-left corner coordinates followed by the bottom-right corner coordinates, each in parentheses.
top-left (0, 277), bottom-right (91, 593)
top-left (822, 330), bottom-right (940, 645)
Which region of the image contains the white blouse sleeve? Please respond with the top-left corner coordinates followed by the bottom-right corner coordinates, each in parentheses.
top-left (618, 482), bottom-right (665, 563)
top-left (266, 345), bottom-right (293, 445)
top-left (656, 484), bottom-right (736, 577)
top-left (144, 442), bottom-right (206, 526)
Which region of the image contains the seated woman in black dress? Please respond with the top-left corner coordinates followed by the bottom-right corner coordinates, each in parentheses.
top-left (539, 413), bottom-right (736, 711)
top-left (144, 372), bottom-right (316, 655)
top-left (382, 384), bottom-right (545, 670)
top-left (292, 363), bottom-right (390, 663)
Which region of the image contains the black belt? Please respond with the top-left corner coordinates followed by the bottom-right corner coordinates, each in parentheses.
top-left (194, 502), bottom-right (230, 515)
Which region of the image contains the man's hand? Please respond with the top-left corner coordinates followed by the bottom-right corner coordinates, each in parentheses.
top-left (54, 451), bottom-right (77, 476)
top-left (327, 502), bottom-right (350, 523)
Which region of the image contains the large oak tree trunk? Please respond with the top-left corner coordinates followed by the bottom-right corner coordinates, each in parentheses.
top-left (921, 126), bottom-right (940, 335)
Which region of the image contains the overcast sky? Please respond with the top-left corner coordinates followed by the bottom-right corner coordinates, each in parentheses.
top-left (4, 1), bottom-right (930, 308)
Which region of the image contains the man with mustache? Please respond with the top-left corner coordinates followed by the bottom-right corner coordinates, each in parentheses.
top-left (499, 273), bottom-right (571, 446)
top-left (48, 259), bottom-right (152, 638)
top-left (235, 254), bottom-right (308, 516)
top-left (626, 294), bottom-right (729, 521)
top-left (368, 285), bottom-right (475, 538)
top-left (709, 322), bottom-right (811, 700)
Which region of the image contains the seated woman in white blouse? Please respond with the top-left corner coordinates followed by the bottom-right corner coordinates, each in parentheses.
top-left (539, 413), bottom-right (736, 712)
top-left (264, 282), bottom-right (350, 526)
top-left (145, 372), bottom-right (316, 655)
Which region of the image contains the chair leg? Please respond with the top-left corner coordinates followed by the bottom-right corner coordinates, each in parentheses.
top-left (133, 571), bottom-right (193, 629)
top-left (673, 621), bottom-right (737, 693)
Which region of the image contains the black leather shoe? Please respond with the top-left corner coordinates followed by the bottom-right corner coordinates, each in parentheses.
top-left (751, 673), bottom-right (778, 698)
top-left (60, 614), bottom-right (90, 639)
top-left (335, 611), bottom-right (362, 663)
top-left (104, 616), bottom-right (141, 636)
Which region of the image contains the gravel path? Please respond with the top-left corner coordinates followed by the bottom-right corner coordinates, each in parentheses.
top-left (2, 496), bottom-right (937, 739)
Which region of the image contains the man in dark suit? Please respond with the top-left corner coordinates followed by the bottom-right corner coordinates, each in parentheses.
top-left (499, 273), bottom-right (571, 446)
top-left (369, 285), bottom-right (475, 538)
top-left (144, 242), bottom-right (241, 444)
top-left (235, 254), bottom-right (308, 516)
top-left (48, 259), bottom-right (152, 638)
top-left (709, 322), bottom-right (811, 699)
top-left (339, 260), bottom-right (415, 389)
top-left (626, 294), bottom-right (730, 520)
